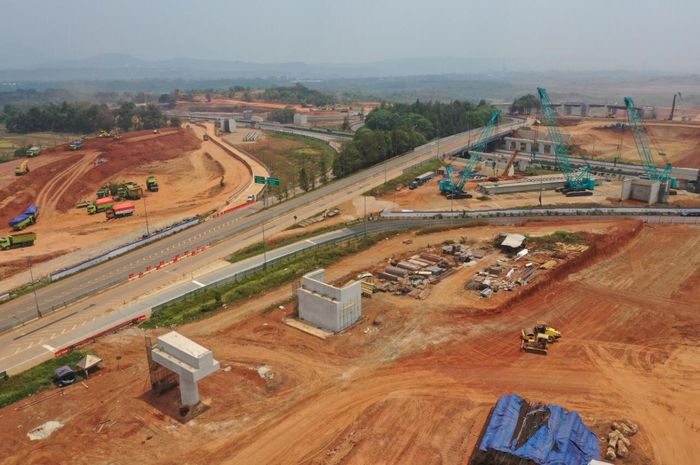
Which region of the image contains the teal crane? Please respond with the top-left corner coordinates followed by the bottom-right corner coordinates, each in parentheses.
top-left (537, 87), bottom-right (595, 193)
top-left (624, 96), bottom-right (677, 188)
top-left (439, 110), bottom-right (501, 196)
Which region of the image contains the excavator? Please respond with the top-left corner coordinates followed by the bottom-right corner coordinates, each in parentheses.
top-left (520, 322), bottom-right (561, 355)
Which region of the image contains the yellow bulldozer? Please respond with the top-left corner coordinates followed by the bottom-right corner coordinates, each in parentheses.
top-left (520, 323), bottom-right (561, 355)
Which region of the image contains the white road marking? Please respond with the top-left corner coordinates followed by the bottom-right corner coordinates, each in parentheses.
top-left (306, 239), bottom-right (316, 245)
top-left (192, 280), bottom-right (205, 288)
top-left (42, 344), bottom-right (56, 352)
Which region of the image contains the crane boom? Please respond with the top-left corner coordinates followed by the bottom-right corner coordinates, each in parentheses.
top-left (439, 110), bottom-right (501, 195)
top-left (624, 96), bottom-right (675, 188)
top-left (537, 87), bottom-right (595, 192)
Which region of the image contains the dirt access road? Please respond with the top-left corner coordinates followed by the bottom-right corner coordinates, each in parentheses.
top-left (1, 220), bottom-right (698, 465)
top-left (0, 125), bottom-right (254, 289)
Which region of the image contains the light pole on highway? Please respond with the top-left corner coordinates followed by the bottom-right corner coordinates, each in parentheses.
top-left (363, 195), bottom-right (367, 237)
top-left (261, 221), bottom-right (268, 269)
top-left (143, 196), bottom-right (150, 236)
top-left (27, 256), bottom-right (42, 318)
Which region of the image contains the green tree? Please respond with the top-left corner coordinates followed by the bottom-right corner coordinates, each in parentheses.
top-left (298, 167), bottom-right (310, 192)
top-left (115, 102), bottom-right (136, 131)
top-left (510, 94), bottom-right (540, 115)
top-left (341, 116), bottom-right (351, 131)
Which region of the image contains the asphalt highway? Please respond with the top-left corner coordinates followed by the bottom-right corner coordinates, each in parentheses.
top-left (0, 120), bottom-right (525, 332)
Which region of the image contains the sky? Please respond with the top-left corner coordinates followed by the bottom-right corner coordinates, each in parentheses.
top-left (1, 0), bottom-right (699, 72)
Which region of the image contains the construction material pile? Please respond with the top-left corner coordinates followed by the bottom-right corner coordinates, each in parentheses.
top-left (605, 419), bottom-right (639, 460)
top-left (372, 250), bottom-right (460, 299)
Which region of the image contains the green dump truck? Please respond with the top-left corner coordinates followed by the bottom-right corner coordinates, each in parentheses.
top-left (117, 182), bottom-right (143, 200)
top-left (26, 146), bottom-right (41, 157)
top-left (87, 197), bottom-right (115, 214)
top-left (96, 185), bottom-right (111, 199)
top-left (203, 133), bottom-right (209, 141)
top-left (146, 176), bottom-right (159, 192)
top-left (69, 140), bottom-right (83, 150)
top-left (0, 232), bottom-right (36, 250)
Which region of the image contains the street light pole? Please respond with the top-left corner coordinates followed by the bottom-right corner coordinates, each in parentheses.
top-left (27, 257), bottom-right (41, 318)
top-left (261, 221), bottom-right (268, 269)
top-left (143, 196), bottom-right (150, 236)
top-left (363, 195), bottom-right (367, 236)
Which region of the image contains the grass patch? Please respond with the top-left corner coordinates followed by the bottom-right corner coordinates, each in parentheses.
top-left (0, 349), bottom-right (90, 408)
top-left (370, 158), bottom-right (442, 196)
top-left (526, 230), bottom-right (586, 250)
top-left (9, 278), bottom-right (52, 300)
top-left (142, 234), bottom-right (385, 329)
top-left (232, 131), bottom-right (335, 188)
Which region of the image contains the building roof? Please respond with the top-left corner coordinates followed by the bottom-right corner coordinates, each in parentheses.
top-left (478, 393), bottom-right (600, 465)
top-left (501, 233), bottom-right (526, 249)
top-left (76, 354), bottom-right (102, 371)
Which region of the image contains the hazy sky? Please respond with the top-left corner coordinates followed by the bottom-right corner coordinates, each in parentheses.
top-left (2, 0), bottom-right (699, 71)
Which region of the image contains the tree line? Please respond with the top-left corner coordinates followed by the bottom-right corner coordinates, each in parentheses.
top-left (2, 101), bottom-right (179, 134)
top-left (261, 84), bottom-right (336, 106)
top-left (332, 100), bottom-right (496, 178)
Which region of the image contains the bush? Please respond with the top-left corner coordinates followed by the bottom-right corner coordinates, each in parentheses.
top-left (0, 350), bottom-right (89, 408)
top-left (142, 235), bottom-right (384, 328)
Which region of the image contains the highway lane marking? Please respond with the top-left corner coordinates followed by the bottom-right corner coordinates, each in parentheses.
top-left (192, 280), bottom-right (205, 288)
top-left (13, 311), bottom-right (79, 340)
top-left (306, 239), bottom-right (317, 245)
top-left (42, 344), bottom-right (55, 352)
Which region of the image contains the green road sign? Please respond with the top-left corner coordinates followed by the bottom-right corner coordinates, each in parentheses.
top-left (254, 176), bottom-right (266, 184)
top-left (266, 177), bottom-right (280, 186)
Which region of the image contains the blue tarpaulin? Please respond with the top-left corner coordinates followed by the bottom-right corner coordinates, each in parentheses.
top-left (9, 213), bottom-right (31, 226)
top-left (478, 393), bottom-right (600, 465)
top-left (24, 204), bottom-right (39, 216)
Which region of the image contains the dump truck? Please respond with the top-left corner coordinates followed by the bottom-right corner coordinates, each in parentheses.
top-left (69, 140), bottom-right (83, 150)
top-left (9, 204), bottom-right (39, 231)
top-left (117, 182), bottom-right (143, 200)
top-left (106, 202), bottom-right (135, 220)
top-left (96, 185), bottom-right (111, 199)
top-left (146, 175), bottom-right (159, 192)
top-left (26, 146), bottom-right (41, 157)
top-left (203, 133), bottom-right (209, 141)
top-left (533, 323), bottom-right (561, 343)
top-left (87, 196), bottom-right (115, 214)
top-left (14, 160), bottom-right (29, 176)
top-left (0, 231), bottom-right (36, 250)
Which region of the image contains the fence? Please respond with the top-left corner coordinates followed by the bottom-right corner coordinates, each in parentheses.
top-left (50, 217), bottom-right (200, 281)
top-left (150, 228), bottom-right (366, 315)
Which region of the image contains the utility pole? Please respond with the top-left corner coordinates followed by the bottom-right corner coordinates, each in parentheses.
top-left (27, 257), bottom-right (41, 318)
top-left (363, 195), bottom-right (367, 236)
top-left (261, 221), bottom-right (268, 269)
top-left (143, 196), bottom-right (150, 236)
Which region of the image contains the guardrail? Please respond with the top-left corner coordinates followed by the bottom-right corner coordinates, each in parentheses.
top-left (49, 217), bottom-right (200, 282)
top-left (148, 205), bottom-right (700, 317)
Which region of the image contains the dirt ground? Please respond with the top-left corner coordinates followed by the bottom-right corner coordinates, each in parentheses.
top-left (1, 220), bottom-right (698, 465)
top-left (0, 127), bottom-right (250, 279)
top-left (535, 120), bottom-right (700, 167)
top-left (376, 175), bottom-right (700, 211)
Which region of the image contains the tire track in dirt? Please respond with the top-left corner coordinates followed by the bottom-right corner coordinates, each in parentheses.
top-left (35, 152), bottom-right (98, 219)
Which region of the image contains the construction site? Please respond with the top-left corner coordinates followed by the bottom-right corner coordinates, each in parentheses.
top-left (0, 218), bottom-right (698, 465)
top-left (0, 123), bottom-right (263, 283)
top-left (0, 79), bottom-right (699, 465)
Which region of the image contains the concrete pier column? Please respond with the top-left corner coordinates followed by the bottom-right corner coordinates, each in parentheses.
top-left (580, 104), bottom-right (588, 117)
top-left (179, 376), bottom-right (200, 407)
top-left (538, 142), bottom-right (545, 154)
